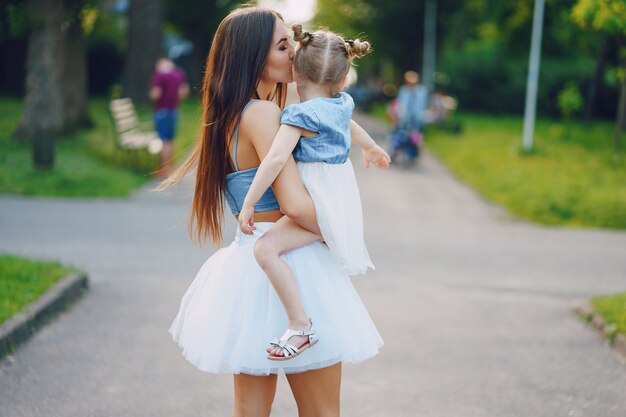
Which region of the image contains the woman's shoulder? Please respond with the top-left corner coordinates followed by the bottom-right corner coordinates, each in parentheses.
top-left (240, 100), bottom-right (281, 130)
top-left (239, 100), bottom-right (280, 139)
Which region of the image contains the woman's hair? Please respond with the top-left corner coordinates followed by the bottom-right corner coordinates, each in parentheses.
top-left (157, 5), bottom-right (286, 245)
top-left (292, 24), bottom-right (371, 95)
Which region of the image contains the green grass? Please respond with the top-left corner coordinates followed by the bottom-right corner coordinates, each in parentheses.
top-left (0, 254), bottom-right (74, 325)
top-left (591, 292), bottom-right (626, 339)
top-left (0, 97), bottom-right (201, 198)
top-left (389, 108), bottom-right (626, 229)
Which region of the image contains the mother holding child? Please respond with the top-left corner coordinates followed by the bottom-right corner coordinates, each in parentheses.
top-left (162, 5), bottom-right (389, 416)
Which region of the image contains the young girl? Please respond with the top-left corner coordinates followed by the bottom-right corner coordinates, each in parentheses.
top-left (239, 24), bottom-right (390, 360)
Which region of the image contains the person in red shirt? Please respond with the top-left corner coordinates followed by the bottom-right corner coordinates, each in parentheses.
top-left (150, 57), bottom-right (189, 178)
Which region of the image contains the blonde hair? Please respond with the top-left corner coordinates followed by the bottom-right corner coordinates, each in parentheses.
top-left (292, 24), bottom-right (371, 95)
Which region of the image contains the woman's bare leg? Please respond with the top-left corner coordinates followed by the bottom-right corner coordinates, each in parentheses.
top-left (232, 373), bottom-right (277, 417)
top-left (286, 363), bottom-right (342, 417)
top-left (254, 215), bottom-right (322, 357)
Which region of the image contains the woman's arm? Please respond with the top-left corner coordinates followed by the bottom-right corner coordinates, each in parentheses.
top-left (238, 102), bottom-right (321, 235)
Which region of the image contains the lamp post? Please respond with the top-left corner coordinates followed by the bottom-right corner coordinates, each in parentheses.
top-left (522, 0), bottom-right (545, 152)
top-left (422, 0), bottom-right (436, 92)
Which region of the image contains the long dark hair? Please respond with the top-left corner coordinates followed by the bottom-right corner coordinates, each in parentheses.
top-left (159, 6), bottom-right (286, 245)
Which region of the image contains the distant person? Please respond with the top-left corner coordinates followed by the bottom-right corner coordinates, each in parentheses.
top-left (150, 57), bottom-right (189, 178)
top-left (389, 70), bottom-right (428, 164)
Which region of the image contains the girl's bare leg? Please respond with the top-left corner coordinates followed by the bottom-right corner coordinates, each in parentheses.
top-left (232, 373), bottom-right (277, 417)
top-left (286, 363), bottom-right (342, 417)
top-left (254, 215), bottom-right (321, 357)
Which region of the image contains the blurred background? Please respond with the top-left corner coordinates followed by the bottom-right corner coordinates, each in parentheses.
top-left (1, 0), bottom-right (625, 226)
top-left (1, 3), bottom-right (626, 416)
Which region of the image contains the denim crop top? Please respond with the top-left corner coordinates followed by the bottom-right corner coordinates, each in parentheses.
top-left (280, 92), bottom-right (354, 164)
top-left (224, 101), bottom-right (280, 216)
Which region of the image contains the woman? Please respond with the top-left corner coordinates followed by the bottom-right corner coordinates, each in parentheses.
top-left (162, 6), bottom-right (382, 416)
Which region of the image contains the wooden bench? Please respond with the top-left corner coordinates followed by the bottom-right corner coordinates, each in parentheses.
top-left (109, 98), bottom-right (163, 154)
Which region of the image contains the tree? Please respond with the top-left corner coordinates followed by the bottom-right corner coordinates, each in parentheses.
top-left (62, 0), bottom-right (93, 128)
top-left (12, 0), bottom-right (93, 171)
top-left (572, 0), bottom-right (626, 154)
top-left (14, 0), bottom-right (67, 141)
top-left (124, 0), bottom-right (164, 105)
top-left (165, 0), bottom-right (239, 94)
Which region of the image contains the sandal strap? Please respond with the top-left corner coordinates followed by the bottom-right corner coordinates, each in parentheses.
top-left (268, 319), bottom-right (316, 358)
top-left (277, 319), bottom-right (316, 342)
top-left (269, 338), bottom-right (300, 358)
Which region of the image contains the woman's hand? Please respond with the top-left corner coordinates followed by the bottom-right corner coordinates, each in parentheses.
top-left (362, 145), bottom-right (391, 169)
top-left (238, 203), bottom-right (256, 234)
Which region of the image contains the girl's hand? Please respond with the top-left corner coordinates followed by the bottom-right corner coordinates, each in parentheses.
top-left (362, 145), bottom-right (391, 169)
top-left (238, 204), bottom-right (256, 234)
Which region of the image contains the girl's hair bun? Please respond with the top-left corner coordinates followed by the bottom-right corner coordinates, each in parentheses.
top-left (292, 23), bottom-right (313, 45)
top-left (345, 39), bottom-right (371, 59)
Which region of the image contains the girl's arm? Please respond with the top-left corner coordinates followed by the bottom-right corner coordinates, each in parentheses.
top-left (350, 120), bottom-right (391, 168)
top-left (237, 101), bottom-right (320, 235)
top-left (239, 123), bottom-right (303, 232)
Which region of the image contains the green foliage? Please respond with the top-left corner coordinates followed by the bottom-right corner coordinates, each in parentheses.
top-left (572, 0), bottom-right (626, 35)
top-left (592, 292), bottom-right (626, 338)
top-left (0, 96), bottom-right (202, 198)
top-left (0, 254), bottom-right (73, 325)
top-left (3, 2), bottom-right (29, 39)
top-left (0, 97), bottom-right (151, 197)
top-left (441, 43), bottom-right (594, 116)
top-left (557, 81), bottom-right (583, 119)
top-left (313, 0), bottom-right (619, 119)
top-left (424, 112), bottom-right (626, 228)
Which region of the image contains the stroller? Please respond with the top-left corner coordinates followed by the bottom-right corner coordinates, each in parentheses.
top-left (387, 98), bottom-right (424, 165)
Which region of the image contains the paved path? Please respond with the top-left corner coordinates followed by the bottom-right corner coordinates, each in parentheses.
top-left (1, 113), bottom-right (625, 417)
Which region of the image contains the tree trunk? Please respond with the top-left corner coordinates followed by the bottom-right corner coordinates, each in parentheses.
top-left (124, 0), bottom-right (164, 105)
top-left (62, 13), bottom-right (92, 129)
top-left (583, 37), bottom-right (609, 123)
top-left (14, 0), bottom-right (66, 141)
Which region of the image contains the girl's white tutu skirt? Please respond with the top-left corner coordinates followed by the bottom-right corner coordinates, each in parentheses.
top-left (297, 159), bottom-right (374, 275)
top-left (169, 222), bottom-right (383, 375)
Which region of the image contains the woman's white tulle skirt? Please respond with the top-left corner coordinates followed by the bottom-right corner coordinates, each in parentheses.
top-left (297, 159), bottom-right (375, 276)
top-left (169, 222), bottom-right (383, 375)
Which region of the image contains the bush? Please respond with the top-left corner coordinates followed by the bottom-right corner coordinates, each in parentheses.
top-left (557, 81), bottom-right (583, 119)
top-left (440, 41), bottom-right (597, 117)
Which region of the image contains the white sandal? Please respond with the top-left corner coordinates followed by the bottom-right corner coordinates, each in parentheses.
top-left (267, 318), bottom-right (319, 361)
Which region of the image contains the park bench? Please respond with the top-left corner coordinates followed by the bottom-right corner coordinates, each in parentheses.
top-left (109, 98), bottom-right (163, 154)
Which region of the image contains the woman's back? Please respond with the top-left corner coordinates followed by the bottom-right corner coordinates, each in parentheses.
top-left (225, 99), bottom-right (286, 223)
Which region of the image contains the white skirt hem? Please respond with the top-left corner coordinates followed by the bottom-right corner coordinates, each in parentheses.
top-left (169, 222), bottom-right (383, 375)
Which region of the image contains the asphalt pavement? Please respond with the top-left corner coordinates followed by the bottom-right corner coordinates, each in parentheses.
top-left (0, 112), bottom-right (625, 417)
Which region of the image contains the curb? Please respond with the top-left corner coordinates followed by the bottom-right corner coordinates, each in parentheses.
top-left (574, 303), bottom-right (626, 362)
top-left (0, 272), bottom-right (88, 360)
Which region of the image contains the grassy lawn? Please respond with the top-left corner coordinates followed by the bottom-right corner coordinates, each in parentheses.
top-left (371, 104), bottom-right (626, 229)
top-left (591, 292), bottom-right (626, 340)
top-left (0, 254), bottom-right (74, 325)
top-left (0, 97), bottom-right (201, 198)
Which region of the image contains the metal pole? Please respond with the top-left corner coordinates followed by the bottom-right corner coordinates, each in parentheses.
top-left (422, 0), bottom-right (436, 92)
top-left (522, 0), bottom-right (545, 151)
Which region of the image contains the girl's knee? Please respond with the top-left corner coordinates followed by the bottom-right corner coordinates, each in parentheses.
top-left (253, 237), bottom-right (278, 268)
